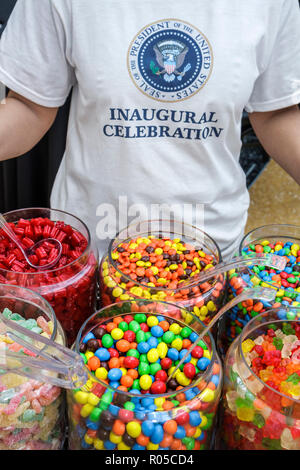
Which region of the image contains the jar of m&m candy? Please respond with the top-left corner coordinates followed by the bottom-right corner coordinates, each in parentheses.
top-left (100, 220), bottom-right (226, 327)
top-left (67, 299), bottom-right (222, 450)
top-left (218, 224), bottom-right (300, 355)
top-left (220, 307), bottom-right (300, 450)
top-left (0, 284), bottom-right (66, 450)
top-left (0, 208), bottom-right (98, 346)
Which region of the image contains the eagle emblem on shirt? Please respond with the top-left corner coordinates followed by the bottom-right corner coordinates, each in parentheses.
top-left (150, 39), bottom-right (191, 82)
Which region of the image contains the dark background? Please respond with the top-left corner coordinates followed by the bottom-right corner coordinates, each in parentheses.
top-left (1, 0), bottom-right (298, 213)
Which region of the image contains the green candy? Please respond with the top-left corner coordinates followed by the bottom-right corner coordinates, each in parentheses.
top-left (139, 354), bottom-right (148, 363)
top-left (273, 337), bottom-right (283, 350)
top-left (136, 330), bottom-right (146, 343)
top-left (252, 413), bottom-right (265, 429)
top-left (134, 313), bottom-right (147, 324)
top-left (101, 334), bottom-right (113, 348)
top-left (162, 331), bottom-right (175, 343)
top-left (133, 379), bottom-right (141, 390)
top-left (180, 327), bottom-right (192, 338)
top-left (138, 363), bottom-right (150, 375)
top-left (124, 401), bottom-right (135, 410)
top-left (182, 437), bottom-right (195, 450)
top-left (149, 363), bottom-right (161, 375)
top-left (127, 349), bottom-right (140, 358)
top-left (21, 409), bottom-right (36, 422)
top-left (118, 321), bottom-right (129, 332)
top-left (287, 373), bottom-right (300, 385)
top-left (129, 320), bottom-right (140, 333)
top-left (90, 408), bottom-right (102, 422)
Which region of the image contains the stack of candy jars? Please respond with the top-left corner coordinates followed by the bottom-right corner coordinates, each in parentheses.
top-left (0, 208), bottom-right (98, 345)
top-left (100, 220), bottom-right (285, 332)
top-left (0, 284), bottom-right (66, 450)
top-left (220, 307), bottom-right (300, 450)
top-left (67, 299), bottom-right (223, 451)
top-left (218, 224), bottom-right (300, 355)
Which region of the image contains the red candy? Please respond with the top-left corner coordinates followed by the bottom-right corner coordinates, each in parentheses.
top-left (0, 215), bottom-right (98, 345)
top-left (160, 358), bottom-right (172, 370)
top-left (123, 356), bottom-right (139, 369)
top-left (191, 346), bottom-right (203, 358)
top-left (183, 363), bottom-right (196, 379)
top-left (150, 381), bottom-right (167, 394)
top-left (155, 370), bottom-right (168, 382)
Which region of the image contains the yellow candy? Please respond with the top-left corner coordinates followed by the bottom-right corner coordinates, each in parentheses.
top-left (139, 374), bottom-right (152, 390)
top-left (84, 434), bottom-right (94, 445)
top-left (200, 306), bottom-right (208, 316)
top-left (147, 315), bottom-right (159, 327)
top-left (155, 248), bottom-right (163, 255)
top-left (169, 264), bottom-right (178, 271)
top-left (126, 421), bottom-right (142, 438)
top-left (147, 443), bottom-right (159, 450)
top-left (88, 393), bottom-right (100, 406)
top-left (157, 342), bottom-right (168, 358)
top-left (169, 323), bottom-right (181, 335)
top-left (150, 266), bottom-right (159, 275)
top-left (94, 439), bottom-right (104, 450)
top-left (112, 287), bottom-right (123, 298)
top-left (154, 397), bottom-right (165, 409)
top-left (109, 432), bottom-right (122, 444)
top-left (118, 442), bottom-right (131, 450)
top-left (80, 403), bottom-right (94, 418)
top-left (176, 371), bottom-right (191, 386)
top-left (111, 328), bottom-right (124, 340)
top-left (95, 367), bottom-right (108, 380)
top-left (203, 349), bottom-right (211, 360)
top-left (242, 338), bottom-right (255, 354)
top-left (74, 391), bottom-right (89, 405)
top-left (147, 348), bottom-right (159, 363)
top-left (171, 338), bottom-right (183, 351)
top-left (207, 301), bottom-right (216, 312)
top-left (199, 388), bottom-right (215, 402)
top-left (236, 407), bottom-right (254, 422)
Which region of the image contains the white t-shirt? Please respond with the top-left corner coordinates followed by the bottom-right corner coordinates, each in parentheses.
top-left (0, 0), bottom-right (299, 261)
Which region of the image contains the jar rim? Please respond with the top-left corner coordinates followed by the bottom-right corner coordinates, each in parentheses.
top-left (0, 282), bottom-right (57, 343)
top-left (239, 223), bottom-right (300, 254)
top-left (1, 207), bottom-right (93, 275)
top-left (75, 299), bottom-right (219, 400)
top-left (238, 308), bottom-right (300, 405)
top-left (107, 219), bottom-right (223, 293)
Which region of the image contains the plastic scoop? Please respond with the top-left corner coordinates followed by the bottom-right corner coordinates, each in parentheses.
top-left (166, 286), bottom-right (277, 383)
top-left (185, 252), bottom-right (286, 287)
top-left (0, 313), bottom-right (87, 388)
top-left (0, 212), bottom-right (62, 270)
top-left (0, 285), bottom-right (277, 391)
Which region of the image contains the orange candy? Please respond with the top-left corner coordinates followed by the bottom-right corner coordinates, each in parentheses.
top-left (163, 420), bottom-right (177, 435)
top-left (112, 419), bottom-right (125, 435)
top-left (120, 375), bottom-right (134, 388)
top-left (87, 356), bottom-right (100, 371)
top-left (116, 339), bottom-right (131, 352)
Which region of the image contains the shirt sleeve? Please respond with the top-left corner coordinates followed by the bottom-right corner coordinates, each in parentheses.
top-left (245, 0), bottom-right (300, 113)
top-left (0, 0), bottom-right (75, 107)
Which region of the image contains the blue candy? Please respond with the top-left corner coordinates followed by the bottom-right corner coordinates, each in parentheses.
top-left (95, 348), bottom-right (110, 361)
top-left (142, 420), bottom-right (155, 437)
top-left (197, 357), bottom-right (210, 370)
top-left (107, 368), bottom-right (122, 381)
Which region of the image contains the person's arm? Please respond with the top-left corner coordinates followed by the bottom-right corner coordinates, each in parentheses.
top-left (249, 105), bottom-right (300, 185)
top-left (0, 90), bottom-right (58, 161)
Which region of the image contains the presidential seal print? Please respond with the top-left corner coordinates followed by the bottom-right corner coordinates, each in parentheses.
top-left (128, 19), bottom-right (213, 102)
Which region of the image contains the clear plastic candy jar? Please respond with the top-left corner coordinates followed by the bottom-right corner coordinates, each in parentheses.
top-left (0, 284), bottom-right (66, 450)
top-left (218, 224), bottom-right (300, 354)
top-left (67, 299), bottom-right (223, 451)
top-left (100, 220), bottom-right (226, 327)
top-left (220, 307), bottom-right (300, 450)
top-left (0, 208), bottom-right (98, 346)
